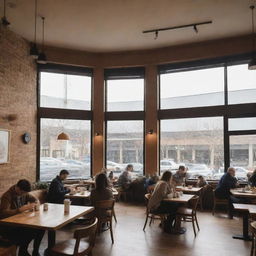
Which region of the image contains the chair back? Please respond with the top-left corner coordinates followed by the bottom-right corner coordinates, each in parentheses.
top-left (73, 217), bottom-right (98, 255)
top-left (189, 196), bottom-right (199, 214)
top-left (94, 199), bottom-right (115, 221)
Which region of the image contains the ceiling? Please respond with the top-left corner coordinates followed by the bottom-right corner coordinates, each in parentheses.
top-left (1, 0), bottom-right (255, 52)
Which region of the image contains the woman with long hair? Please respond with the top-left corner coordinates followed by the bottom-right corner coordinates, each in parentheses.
top-left (148, 171), bottom-right (179, 233)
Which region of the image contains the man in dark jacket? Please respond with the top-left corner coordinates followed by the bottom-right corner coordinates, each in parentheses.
top-left (215, 167), bottom-right (240, 218)
top-left (47, 169), bottom-right (70, 204)
top-left (0, 179), bottom-right (45, 256)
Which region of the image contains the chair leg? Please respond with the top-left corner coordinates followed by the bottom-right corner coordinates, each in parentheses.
top-left (113, 208), bottom-right (117, 223)
top-left (251, 233), bottom-right (254, 256)
top-left (143, 214), bottom-right (149, 231)
top-left (192, 217), bottom-right (197, 237)
top-left (149, 216), bottom-right (153, 226)
top-left (110, 220), bottom-right (114, 244)
top-left (195, 215), bottom-right (200, 231)
top-left (212, 200), bottom-right (215, 216)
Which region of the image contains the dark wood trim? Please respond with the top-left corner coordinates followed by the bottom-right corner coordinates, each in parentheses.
top-left (38, 63), bottom-right (93, 76)
top-left (158, 53), bottom-right (250, 74)
top-left (159, 103), bottom-right (256, 120)
top-left (36, 71), bottom-right (41, 181)
top-left (105, 111), bottom-right (144, 120)
top-left (228, 130), bottom-right (256, 136)
top-left (38, 107), bottom-right (92, 120)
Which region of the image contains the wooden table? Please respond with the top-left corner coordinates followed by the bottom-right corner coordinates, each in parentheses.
top-left (0, 203), bottom-right (94, 255)
top-left (65, 188), bottom-right (119, 199)
top-left (163, 194), bottom-right (194, 234)
top-left (232, 203), bottom-right (256, 241)
top-left (231, 189), bottom-right (256, 199)
top-left (176, 186), bottom-right (202, 193)
top-left (163, 194), bottom-right (194, 203)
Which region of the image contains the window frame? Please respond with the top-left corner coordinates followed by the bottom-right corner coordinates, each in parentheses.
top-left (104, 67), bottom-right (146, 176)
top-left (37, 64), bottom-right (93, 181)
top-left (158, 54), bottom-right (256, 178)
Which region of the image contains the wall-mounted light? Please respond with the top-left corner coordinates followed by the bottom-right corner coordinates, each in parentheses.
top-left (57, 132), bottom-right (69, 140)
top-left (148, 129), bottom-right (154, 135)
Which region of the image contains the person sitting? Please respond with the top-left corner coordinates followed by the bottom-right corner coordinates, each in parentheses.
top-left (148, 171), bottom-right (179, 233)
top-left (144, 173), bottom-right (159, 193)
top-left (196, 175), bottom-right (208, 188)
top-left (0, 179), bottom-right (45, 256)
top-left (249, 169), bottom-right (256, 187)
top-left (117, 164), bottom-right (133, 190)
top-left (173, 165), bottom-right (187, 186)
top-left (90, 173), bottom-right (114, 228)
top-left (215, 167), bottom-right (240, 218)
top-left (90, 173), bottom-right (113, 206)
top-left (47, 169), bottom-right (70, 204)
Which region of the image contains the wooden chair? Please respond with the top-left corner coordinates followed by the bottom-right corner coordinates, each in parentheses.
top-left (143, 193), bottom-right (167, 231)
top-left (94, 199), bottom-right (115, 244)
top-left (49, 217), bottom-right (98, 256)
top-left (176, 195), bottom-right (200, 236)
top-left (212, 189), bottom-right (229, 216)
top-left (0, 237), bottom-right (16, 256)
top-left (250, 221), bottom-right (256, 256)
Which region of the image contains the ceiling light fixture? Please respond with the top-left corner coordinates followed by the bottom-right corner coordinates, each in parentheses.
top-left (143, 21), bottom-right (212, 39)
top-left (30, 0), bottom-right (39, 59)
top-left (57, 132), bottom-right (70, 140)
top-left (1, 0), bottom-right (10, 26)
top-left (249, 5), bottom-right (256, 70)
top-left (37, 16), bottom-right (47, 64)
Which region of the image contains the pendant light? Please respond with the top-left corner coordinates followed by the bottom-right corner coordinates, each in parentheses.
top-left (30, 0), bottom-right (39, 59)
top-left (249, 5), bottom-right (256, 70)
top-left (37, 16), bottom-right (47, 64)
top-left (1, 0), bottom-right (10, 26)
top-left (57, 132), bottom-right (70, 141)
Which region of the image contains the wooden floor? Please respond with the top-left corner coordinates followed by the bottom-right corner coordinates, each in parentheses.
top-left (36, 202), bottom-right (250, 256)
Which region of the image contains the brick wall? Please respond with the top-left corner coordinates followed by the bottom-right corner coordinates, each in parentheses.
top-left (0, 25), bottom-right (37, 195)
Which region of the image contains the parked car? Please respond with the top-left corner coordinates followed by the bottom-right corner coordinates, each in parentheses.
top-left (186, 164), bottom-right (212, 179)
top-left (213, 166), bottom-right (250, 181)
top-left (40, 157), bottom-right (90, 181)
top-left (107, 161), bottom-right (123, 173)
top-left (160, 159), bottom-right (178, 173)
top-left (40, 157), bottom-right (65, 181)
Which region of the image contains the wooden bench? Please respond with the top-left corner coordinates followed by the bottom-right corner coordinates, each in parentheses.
top-left (29, 189), bottom-right (47, 204)
top-left (0, 239), bottom-right (16, 256)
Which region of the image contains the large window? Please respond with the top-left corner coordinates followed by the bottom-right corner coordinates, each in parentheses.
top-left (105, 67), bottom-right (144, 111)
top-left (160, 117), bottom-right (224, 179)
top-left (40, 72), bottom-right (91, 110)
top-left (106, 79), bottom-right (144, 111)
top-left (40, 119), bottom-right (91, 181)
top-left (228, 64), bottom-right (256, 105)
top-left (105, 67), bottom-right (145, 178)
top-left (229, 135), bottom-right (256, 181)
top-left (106, 121), bottom-right (144, 177)
top-left (160, 67), bottom-right (224, 109)
top-left (38, 65), bottom-right (92, 181)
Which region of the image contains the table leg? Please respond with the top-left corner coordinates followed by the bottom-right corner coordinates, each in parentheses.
top-left (44, 230), bottom-right (56, 256)
top-left (233, 212), bottom-right (252, 241)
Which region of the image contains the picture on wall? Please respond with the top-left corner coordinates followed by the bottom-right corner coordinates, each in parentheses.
top-left (0, 129), bottom-right (10, 164)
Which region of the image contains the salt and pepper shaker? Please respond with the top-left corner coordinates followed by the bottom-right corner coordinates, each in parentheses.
top-left (35, 200), bottom-right (40, 211)
top-left (43, 203), bottom-right (48, 211)
top-left (64, 199), bottom-right (71, 214)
